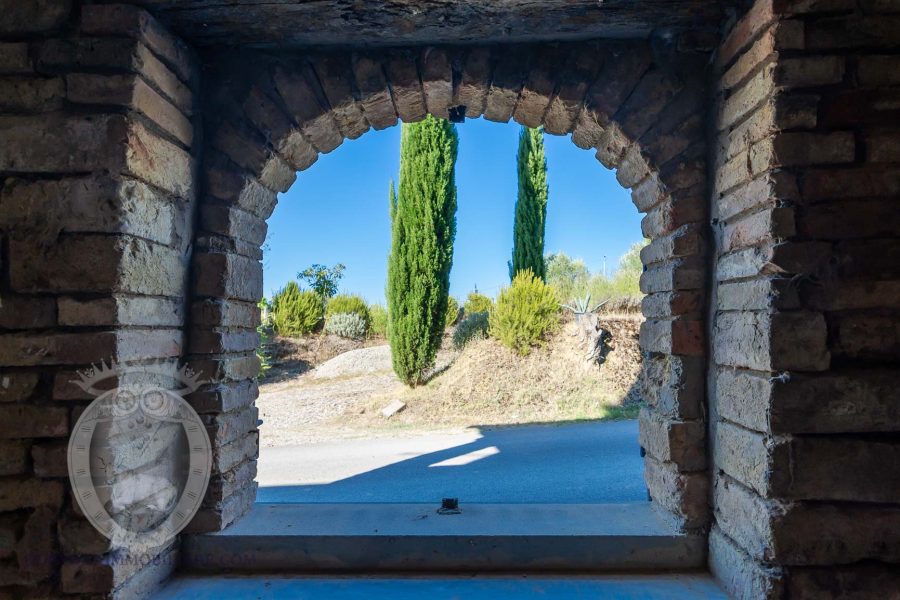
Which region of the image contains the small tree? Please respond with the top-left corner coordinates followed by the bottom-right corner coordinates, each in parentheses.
top-left (387, 115), bottom-right (459, 386)
top-left (271, 281), bottom-right (324, 336)
top-left (509, 127), bottom-right (549, 281)
top-left (490, 269), bottom-right (559, 355)
top-left (464, 291), bottom-right (493, 315)
top-left (297, 263), bottom-right (345, 299)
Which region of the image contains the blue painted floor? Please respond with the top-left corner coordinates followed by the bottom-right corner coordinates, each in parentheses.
top-left (155, 574), bottom-right (726, 599)
top-left (258, 420), bottom-right (646, 503)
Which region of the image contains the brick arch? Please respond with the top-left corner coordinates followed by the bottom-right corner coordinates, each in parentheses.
top-left (188, 41), bottom-right (710, 534)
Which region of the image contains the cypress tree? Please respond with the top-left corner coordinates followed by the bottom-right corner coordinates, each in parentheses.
top-left (509, 126), bottom-right (549, 281)
top-left (387, 115), bottom-right (459, 386)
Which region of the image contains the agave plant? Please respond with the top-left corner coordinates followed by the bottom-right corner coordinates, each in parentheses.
top-left (561, 293), bottom-right (609, 315)
top-left (562, 293), bottom-right (612, 364)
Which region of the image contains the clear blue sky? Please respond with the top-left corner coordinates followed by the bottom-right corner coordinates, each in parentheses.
top-left (263, 118), bottom-right (644, 304)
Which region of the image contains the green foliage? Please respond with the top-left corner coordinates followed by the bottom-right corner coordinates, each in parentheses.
top-left (463, 291), bottom-right (493, 315)
top-left (490, 269), bottom-right (560, 355)
top-left (324, 312), bottom-right (368, 339)
top-left (297, 263), bottom-right (345, 299)
top-left (326, 294), bottom-right (370, 329)
top-left (445, 296), bottom-right (461, 328)
top-left (387, 115), bottom-right (459, 387)
top-left (271, 281), bottom-right (323, 336)
top-left (368, 304), bottom-right (389, 338)
top-left (256, 297), bottom-right (273, 377)
top-left (452, 311), bottom-right (489, 349)
top-left (509, 127), bottom-right (549, 281)
top-left (544, 241), bottom-right (647, 305)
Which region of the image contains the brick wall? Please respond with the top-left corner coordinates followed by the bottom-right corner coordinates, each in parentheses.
top-left (709, 0), bottom-right (900, 597)
top-left (0, 3), bottom-right (199, 596)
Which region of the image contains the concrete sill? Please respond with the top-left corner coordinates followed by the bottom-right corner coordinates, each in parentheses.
top-left (183, 502), bottom-right (705, 572)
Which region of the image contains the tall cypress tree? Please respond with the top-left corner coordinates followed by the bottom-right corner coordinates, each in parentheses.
top-left (509, 126), bottom-right (549, 281)
top-left (387, 115), bottom-right (458, 387)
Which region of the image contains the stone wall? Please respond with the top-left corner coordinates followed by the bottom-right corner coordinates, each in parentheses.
top-left (0, 3), bottom-right (199, 597)
top-left (708, 0), bottom-right (900, 597)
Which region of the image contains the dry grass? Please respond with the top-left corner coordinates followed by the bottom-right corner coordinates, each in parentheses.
top-left (344, 316), bottom-right (642, 431)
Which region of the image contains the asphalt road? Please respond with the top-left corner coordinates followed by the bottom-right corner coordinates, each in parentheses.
top-left (256, 420), bottom-right (646, 504)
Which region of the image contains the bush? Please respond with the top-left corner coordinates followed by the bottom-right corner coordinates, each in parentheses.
top-left (369, 304), bottom-right (388, 338)
top-left (271, 281), bottom-right (323, 336)
top-left (464, 291), bottom-right (493, 315)
top-left (452, 311), bottom-right (489, 349)
top-left (326, 294), bottom-right (370, 329)
top-left (324, 312), bottom-right (368, 339)
top-left (490, 269), bottom-right (560, 355)
top-left (445, 296), bottom-right (461, 328)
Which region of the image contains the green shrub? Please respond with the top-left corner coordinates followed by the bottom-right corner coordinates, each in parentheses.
top-left (324, 312), bottom-right (367, 339)
top-left (326, 294), bottom-right (370, 329)
top-left (490, 269), bottom-right (560, 355)
top-left (452, 311), bottom-right (489, 349)
top-left (445, 296), bottom-right (461, 328)
top-left (368, 304), bottom-right (388, 338)
top-left (271, 281), bottom-right (323, 336)
top-left (464, 292), bottom-right (493, 315)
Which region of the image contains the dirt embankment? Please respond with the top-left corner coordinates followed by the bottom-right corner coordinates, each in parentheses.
top-left (257, 313), bottom-right (643, 445)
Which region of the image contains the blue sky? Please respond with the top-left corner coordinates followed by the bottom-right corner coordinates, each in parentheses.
top-left (263, 118), bottom-right (644, 304)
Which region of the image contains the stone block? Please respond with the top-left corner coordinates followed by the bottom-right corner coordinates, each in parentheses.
top-left (382, 50), bottom-right (427, 123)
top-left (200, 204), bottom-right (268, 246)
top-left (0, 372), bottom-right (40, 403)
top-left (203, 459), bottom-right (257, 506)
top-left (186, 480), bottom-right (257, 533)
top-left (640, 318), bottom-right (705, 356)
top-left (513, 47), bottom-right (561, 128)
top-left (125, 119), bottom-right (195, 200)
top-left (310, 53), bottom-right (370, 139)
top-left (717, 172), bottom-right (798, 222)
top-left (193, 252), bottom-right (263, 302)
top-left (0, 440), bottom-right (27, 476)
top-left (0, 113), bottom-right (126, 174)
top-left (188, 380), bottom-right (259, 415)
top-left (189, 355), bottom-right (260, 385)
top-left (31, 441), bottom-right (67, 478)
top-left (202, 405), bottom-right (259, 447)
top-left (709, 526), bottom-right (784, 600)
top-left (0, 175), bottom-right (180, 247)
top-left (639, 408), bottom-right (706, 470)
top-left (714, 420), bottom-right (789, 496)
top-left (189, 328), bottom-right (259, 355)
top-left (0, 479), bottom-right (64, 512)
top-left (641, 194), bottom-right (705, 238)
top-left (419, 47), bottom-right (453, 121)
top-left (751, 132), bottom-right (854, 171)
top-left (0, 76), bottom-right (64, 112)
top-left (800, 166), bottom-right (900, 201)
top-left (640, 258), bottom-right (704, 294)
top-left (191, 299), bottom-right (260, 329)
top-left (644, 455), bottom-right (709, 530)
top-left (351, 52), bottom-right (398, 130)
top-left (211, 431), bottom-right (258, 475)
top-left (641, 354), bottom-right (705, 420)
top-left (0, 43), bottom-right (31, 74)
top-left (713, 311), bottom-right (830, 372)
top-left (79, 3), bottom-right (197, 86)
top-left (483, 49), bottom-right (529, 123)
top-left (722, 207), bottom-right (795, 253)
top-left (641, 291), bottom-right (703, 319)
top-left (16, 506), bottom-right (56, 580)
top-left (858, 55), bottom-right (900, 85)
top-left (204, 155), bottom-right (279, 218)
top-left (715, 242), bottom-right (831, 282)
top-left (830, 313), bottom-right (900, 361)
top-left (0, 0), bottom-right (71, 34)
top-left (273, 62), bottom-right (343, 153)
top-left (0, 294), bottom-right (56, 330)
top-left (67, 73), bottom-right (193, 146)
top-left (58, 295), bottom-right (183, 328)
top-left (716, 278), bottom-right (799, 312)
top-left (457, 47), bottom-right (492, 119)
top-left (10, 235), bottom-right (186, 297)
top-left (0, 405), bottom-right (67, 438)
top-left (787, 563), bottom-right (900, 600)
top-left (867, 131), bottom-right (900, 163)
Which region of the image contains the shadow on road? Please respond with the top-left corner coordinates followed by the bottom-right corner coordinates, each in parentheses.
top-left (257, 419), bottom-right (647, 504)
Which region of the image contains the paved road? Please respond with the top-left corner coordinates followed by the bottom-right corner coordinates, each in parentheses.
top-left (257, 420), bottom-right (646, 503)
